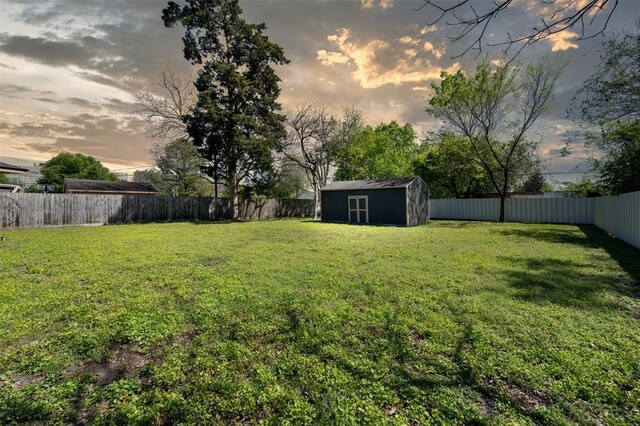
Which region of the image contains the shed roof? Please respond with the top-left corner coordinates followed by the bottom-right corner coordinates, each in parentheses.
top-left (0, 161), bottom-right (29, 174)
top-left (64, 179), bottom-right (157, 194)
top-left (320, 176), bottom-right (419, 191)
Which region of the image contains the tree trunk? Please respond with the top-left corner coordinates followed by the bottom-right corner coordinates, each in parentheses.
top-left (213, 156), bottom-right (218, 201)
top-left (499, 169), bottom-right (509, 223)
top-left (228, 167), bottom-right (239, 220)
top-left (313, 186), bottom-right (320, 220)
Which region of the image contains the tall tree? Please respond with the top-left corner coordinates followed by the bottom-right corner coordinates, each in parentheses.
top-left (39, 153), bottom-right (117, 192)
top-left (427, 59), bottom-right (564, 221)
top-left (283, 103), bottom-right (339, 219)
top-left (413, 134), bottom-right (492, 198)
top-left (163, 0), bottom-right (289, 219)
top-left (569, 30), bottom-right (640, 194)
top-left (335, 121), bottom-right (418, 181)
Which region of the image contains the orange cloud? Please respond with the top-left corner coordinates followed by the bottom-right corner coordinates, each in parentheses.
top-left (361, 0), bottom-right (394, 10)
top-left (317, 28), bottom-right (459, 89)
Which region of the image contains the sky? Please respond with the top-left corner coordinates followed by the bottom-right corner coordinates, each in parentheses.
top-left (0, 0), bottom-right (638, 183)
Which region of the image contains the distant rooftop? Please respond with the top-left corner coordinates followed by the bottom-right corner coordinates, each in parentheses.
top-left (0, 161), bottom-right (29, 174)
top-left (320, 176), bottom-right (419, 191)
top-left (63, 179), bottom-right (157, 194)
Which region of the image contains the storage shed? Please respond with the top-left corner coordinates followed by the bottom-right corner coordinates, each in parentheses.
top-left (320, 176), bottom-right (429, 226)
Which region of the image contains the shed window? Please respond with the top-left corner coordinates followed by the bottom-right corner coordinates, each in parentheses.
top-left (348, 195), bottom-right (368, 223)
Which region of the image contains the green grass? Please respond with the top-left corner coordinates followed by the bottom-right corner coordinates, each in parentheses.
top-left (0, 220), bottom-right (638, 425)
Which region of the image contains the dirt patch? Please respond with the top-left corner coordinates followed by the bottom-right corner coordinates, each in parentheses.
top-left (477, 398), bottom-right (499, 417)
top-left (504, 383), bottom-right (551, 410)
top-left (383, 404), bottom-right (402, 417)
top-left (12, 374), bottom-right (44, 390)
top-left (68, 345), bottom-right (149, 385)
top-left (74, 401), bottom-right (109, 425)
top-left (200, 256), bottom-right (228, 267)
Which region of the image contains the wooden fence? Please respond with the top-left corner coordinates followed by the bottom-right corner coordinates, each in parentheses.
top-left (431, 191), bottom-right (640, 249)
top-left (0, 194), bottom-right (313, 229)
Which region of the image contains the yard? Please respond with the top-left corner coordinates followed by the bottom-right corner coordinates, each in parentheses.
top-left (0, 220), bottom-right (638, 425)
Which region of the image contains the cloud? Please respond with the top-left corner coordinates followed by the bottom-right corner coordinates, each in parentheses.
top-left (398, 36), bottom-right (419, 45)
top-left (0, 83), bottom-right (55, 99)
top-left (317, 28), bottom-right (458, 89)
top-left (0, 34), bottom-right (96, 67)
top-left (317, 49), bottom-right (350, 66)
top-left (361, 0), bottom-right (394, 10)
top-left (422, 41), bottom-right (445, 59)
top-left (404, 48), bottom-right (417, 58)
top-left (419, 26), bottom-right (437, 35)
top-left (2, 113), bottom-right (149, 166)
top-left (546, 31), bottom-right (579, 51)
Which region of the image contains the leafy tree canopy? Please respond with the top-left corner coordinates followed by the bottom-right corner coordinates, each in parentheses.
top-left (564, 178), bottom-right (609, 197)
top-left (593, 121), bottom-right (640, 194)
top-left (413, 134), bottom-right (492, 198)
top-left (519, 168), bottom-right (549, 193)
top-left (335, 121), bottom-right (418, 181)
top-left (427, 58), bottom-right (563, 221)
top-left (570, 30), bottom-right (640, 194)
top-left (39, 152), bottom-right (117, 192)
top-left (135, 139), bottom-right (213, 197)
top-left (0, 173), bottom-right (9, 184)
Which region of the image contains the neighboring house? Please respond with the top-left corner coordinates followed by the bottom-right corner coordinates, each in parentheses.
top-left (320, 176), bottom-right (429, 227)
top-left (63, 179), bottom-right (157, 195)
top-left (0, 161), bottom-right (29, 175)
top-left (295, 190), bottom-right (314, 200)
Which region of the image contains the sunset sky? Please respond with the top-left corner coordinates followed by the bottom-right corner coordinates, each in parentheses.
top-left (0, 0), bottom-right (638, 182)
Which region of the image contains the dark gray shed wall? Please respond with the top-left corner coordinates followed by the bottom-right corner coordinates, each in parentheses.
top-left (407, 178), bottom-right (430, 226)
top-left (321, 188), bottom-right (407, 225)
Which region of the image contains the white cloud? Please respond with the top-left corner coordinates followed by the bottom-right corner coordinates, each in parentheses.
top-left (419, 26), bottom-right (437, 35)
top-left (317, 28), bottom-right (459, 89)
top-left (547, 31), bottom-right (579, 51)
top-left (398, 36), bottom-right (419, 45)
top-left (422, 41), bottom-right (445, 59)
top-left (361, 0), bottom-right (394, 10)
top-left (404, 48), bottom-right (417, 58)
top-left (317, 49), bottom-right (350, 66)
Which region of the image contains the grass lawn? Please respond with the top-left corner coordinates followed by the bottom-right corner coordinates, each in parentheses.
top-left (0, 220), bottom-right (638, 425)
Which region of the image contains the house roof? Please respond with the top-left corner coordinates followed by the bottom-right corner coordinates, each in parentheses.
top-left (63, 179), bottom-right (157, 194)
top-left (0, 161), bottom-right (29, 174)
top-left (320, 176), bottom-right (419, 192)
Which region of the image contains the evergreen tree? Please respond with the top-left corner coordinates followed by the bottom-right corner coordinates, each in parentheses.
top-left (163, 0), bottom-right (288, 218)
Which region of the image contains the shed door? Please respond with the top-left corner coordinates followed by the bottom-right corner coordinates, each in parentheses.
top-left (348, 196), bottom-right (368, 223)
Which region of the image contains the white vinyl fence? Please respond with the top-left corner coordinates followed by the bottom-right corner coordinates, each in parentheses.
top-left (431, 191), bottom-right (640, 249)
top-left (593, 191), bottom-right (640, 249)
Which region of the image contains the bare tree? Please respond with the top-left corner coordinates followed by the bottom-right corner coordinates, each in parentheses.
top-left (128, 59), bottom-right (197, 141)
top-left (417, 0), bottom-right (619, 61)
top-left (428, 58), bottom-right (565, 221)
top-left (284, 103), bottom-right (340, 219)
